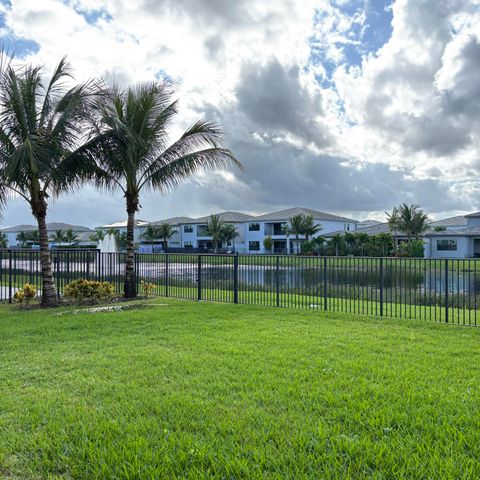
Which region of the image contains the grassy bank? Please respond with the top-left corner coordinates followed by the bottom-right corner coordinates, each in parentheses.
top-left (1, 299), bottom-right (480, 478)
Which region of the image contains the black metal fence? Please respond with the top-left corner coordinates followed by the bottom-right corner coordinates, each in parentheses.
top-left (1, 249), bottom-right (479, 326)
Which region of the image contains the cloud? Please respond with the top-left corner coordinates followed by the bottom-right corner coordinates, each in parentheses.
top-left (0, 0), bottom-right (480, 229)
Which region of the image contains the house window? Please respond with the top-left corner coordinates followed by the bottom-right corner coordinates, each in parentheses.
top-left (249, 223), bottom-right (260, 232)
top-left (249, 241), bottom-right (260, 251)
top-left (437, 239), bottom-right (457, 251)
top-left (183, 225), bottom-right (193, 233)
top-left (184, 241), bottom-right (193, 248)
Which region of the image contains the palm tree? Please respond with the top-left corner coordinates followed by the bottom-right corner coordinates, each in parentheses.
top-left (221, 223), bottom-right (239, 252)
top-left (64, 229), bottom-right (78, 244)
top-left (16, 231), bottom-right (29, 248)
top-left (386, 206), bottom-right (401, 250)
top-left (89, 229), bottom-right (106, 243)
top-left (329, 234), bottom-right (345, 257)
top-left (50, 230), bottom-right (66, 244)
top-left (376, 232), bottom-right (394, 257)
top-left (74, 82), bottom-right (240, 297)
top-left (156, 223), bottom-right (175, 251)
top-left (0, 57), bottom-right (98, 306)
top-left (288, 214), bottom-right (306, 254)
top-left (141, 224), bottom-right (160, 246)
top-left (302, 214), bottom-right (322, 241)
top-left (0, 232), bottom-right (7, 248)
top-left (206, 214), bottom-right (226, 253)
top-left (397, 203), bottom-right (429, 243)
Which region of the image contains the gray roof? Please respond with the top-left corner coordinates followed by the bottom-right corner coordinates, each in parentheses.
top-left (430, 215), bottom-right (467, 227)
top-left (324, 222), bottom-right (400, 237)
top-left (151, 216), bottom-right (194, 226)
top-left (1, 223), bottom-right (92, 233)
top-left (357, 219), bottom-right (382, 228)
top-left (254, 207), bottom-right (358, 223)
top-left (425, 226), bottom-right (480, 237)
top-left (465, 211), bottom-right (480, 218)
top-left (182, 211), bottom-right (255, 224)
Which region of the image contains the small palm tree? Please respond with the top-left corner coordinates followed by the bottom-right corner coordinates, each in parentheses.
top-left (221, 223), bottom-right (239, 252)
top-left (16, 231), bottom-right (29, 247)
top-left (0, 232), bottom-right (7, 248)
top-left (206, 214), bottom-right (226, 253)
top-left (141, 224), bottom-right (160, 246)
top-left (329, 234), bottom-right (345, 257)
top-left (0, 57), bottom-right (98, 306)
top-left (157, 223), bottom-right (175, 251)
top-left (302, 214), bottom-right (322, 241)
top-left (64, 229), bottom-right (78, 244)
top-left (89, 229), bottom-right (106, 243)
top-left (74, 81), bottom-right (240, 297)
top-left (287, 214), bottom-right (306, 254)
top-left (386, 206), bottom-right (401, 250)
top-left (397, 203), bottom-right (429, 243)
top-left (50, 230), bottom-right (66, 244)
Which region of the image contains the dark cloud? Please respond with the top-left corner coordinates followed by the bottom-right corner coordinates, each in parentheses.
top-left (236, 59), bottom-right (331, 148)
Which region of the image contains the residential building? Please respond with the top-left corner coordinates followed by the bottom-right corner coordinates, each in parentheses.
top-left (142, 207), bottom-right (358, 254)
top-left (95, 219), bottom-right (151, 243)
top-left (0, 223), bottom-right (94, 248)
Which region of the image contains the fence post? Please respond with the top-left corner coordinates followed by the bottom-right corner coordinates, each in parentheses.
top-left (323, 256), bottom-right (328, 311)
top-left (86, 251), bottom-right (90, 280)
top-left (197, 255), bottom-right (202, 301)
top-left (379, 257), bottom-right (384, 317)
top-left (233, 255), bottom-right (239, 304)
top-left (276, 256), bottom-right (280, 307)
top-left (165, 254), bottom-right (169, 297)
top-left (445, 259), bottom-right (449, 323)
top-left (134, 252), bottom-right (139, 295)
top-left (55, 251), bottom-right (60, 299)
top-left (8, 249), bottom-right (12, 304)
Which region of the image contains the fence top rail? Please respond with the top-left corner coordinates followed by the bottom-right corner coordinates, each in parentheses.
top-left (134, 252), bottom-right (473, 262)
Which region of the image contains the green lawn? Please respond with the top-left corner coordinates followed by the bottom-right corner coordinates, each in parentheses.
top-left (1, 299), bottom-right (480, 479)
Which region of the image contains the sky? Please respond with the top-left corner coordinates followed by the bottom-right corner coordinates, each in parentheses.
top-left (0, 0), bottom-right (479, 227)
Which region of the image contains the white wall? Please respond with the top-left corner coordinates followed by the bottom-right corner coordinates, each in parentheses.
top-left (427, 236), bottom-right (472, 259)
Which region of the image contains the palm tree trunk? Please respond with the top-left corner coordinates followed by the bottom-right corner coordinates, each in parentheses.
top-left (124, 196), bottom-right (137, 298)
top-left (35, 213), bottom-right (58, 306)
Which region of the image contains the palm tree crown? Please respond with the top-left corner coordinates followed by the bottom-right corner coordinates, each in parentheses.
top-left (0, 56), bottom-right (98, 305)
top-left (76, 81), bottom-right (240, 296)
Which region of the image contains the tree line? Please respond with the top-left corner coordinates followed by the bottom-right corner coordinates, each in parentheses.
top-left (0, 56), bottom-right (240, 306)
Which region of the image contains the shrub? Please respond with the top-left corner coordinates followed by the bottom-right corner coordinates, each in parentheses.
top-left (140, 280), bottom-right (156, 299)
top-left (64, 279), bottom-right (115, 304)
top-left (13, 283), bottom-right (37, 307)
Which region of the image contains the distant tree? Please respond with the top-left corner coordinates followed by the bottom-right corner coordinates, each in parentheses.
top-left (328, 234), bottom-right (345, 256)
top-left (64, 229), bottom-right (78, 244)
top-left (433, 225), bottom-right (446, 232)
top-left (221, 223), bottom-right (239, 252)
top-left (157, 223), bottom-right (175, 250)
top-left (50, 230), bottom-right (66, 244)
top-left (16, 231), bottom-right (29, 248)
top-left (206, 214), bottom-right (226, 253)
top-left (89, 229), bottom-right (106, 243)
top-left (115, 231), bottom-right (128, 251)
top-left (397, 203), bottom-right (429, 242)
top-left (386, 206), bottom-right (401, 249)
top-left (375, 232), bottom-right (394, 256)
top-left (287, 214), bottom-right (306, 254)
top-left (263, 235), bottom-right (273, 253)
top-left (28, 230), bottom-right (40, 245)
top-left (0, 232), bottom-right (7, 248)
top-left (141, 225), bottom-right (161, 245)
top-left (302, 214), bottom-right (322, 241)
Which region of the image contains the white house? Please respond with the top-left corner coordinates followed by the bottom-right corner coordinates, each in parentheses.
top-left (424, 213), bottom-right (480, 259)
top-left (0, 223), bottom-right (94, 248)
top-left (95, 219), bottom-right (151, 243)
top-left (144, 207), bottom-right (358, 254)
